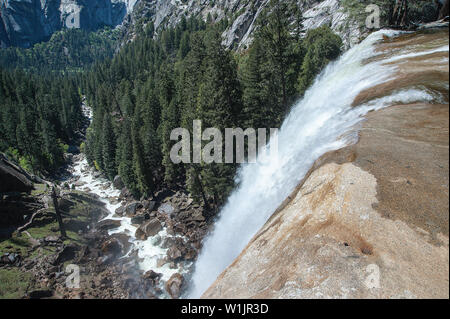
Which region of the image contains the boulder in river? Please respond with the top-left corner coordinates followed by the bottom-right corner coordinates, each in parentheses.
top-left (134, 218), bottom-right (162, 240)
top-left (167, 246), bottom-right (182, 261)
top-left (165, 273), bottom-right (184, 299)
top-left (130, 212), bottom-right (150, 225)
top-left (101, 234), bottom-right (131, 256)
top-left (142, 200), bottom-right (156, 211)
top-left (143, 270), bottom-right (163, 286)
top-left (115, 206), bottom-right (125, 216)
top-left (125, 201), bottom-right (142, 217)
top-left (113, 175), bottom-right (124, 190)
top-left (0, 152), bottom-right (34, 193)
top-left (97, 219), bottom-right (121, 231)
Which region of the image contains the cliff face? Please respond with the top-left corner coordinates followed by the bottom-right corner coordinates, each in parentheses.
top-left (1, 0), bottom-right (445, 50)
top-left (0, 0), bottom-right (137, 47)
top-left (128, 0), bottom-right (361, 49)
top-left (2, 0), bottom-right (359, 49)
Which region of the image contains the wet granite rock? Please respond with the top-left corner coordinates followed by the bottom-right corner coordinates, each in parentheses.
top-left (165, 273), bottom-right (184, 299)
top-left (97, 219), bottom-right (121, 231)
top-left (113, 175), bottom-right (124, 189)
top-left (134, 218), bottom-right (162, 240)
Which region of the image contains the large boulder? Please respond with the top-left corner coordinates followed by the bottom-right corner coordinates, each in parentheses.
top-left (142, 200), bottom-right (156, 211)
top-left (115, 205), bottom-right (125, 216)
top-left (134, 218), bottom-right (162, 240)
top-left (101, 234), bottom-right (131, 256)
top-left (113, 175), bottom-right (124, 190)
top-left (167, 246), bottom-right (182, 261)
top-left (97, 219), bottom-right (121, 231)
top-left (125, 201), bottom-right (142, 217)
top-left (0, 153), bottom-right (34, 193)
top-left (165, 273), bottom-right (184, 299)
top-left (130, 212), bottom-right (150, 225)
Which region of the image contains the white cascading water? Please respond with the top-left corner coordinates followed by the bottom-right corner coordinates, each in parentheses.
top-left (188, 29), bottom-right (447, 298)
top-left (69, 105), bottom-right (190, 293)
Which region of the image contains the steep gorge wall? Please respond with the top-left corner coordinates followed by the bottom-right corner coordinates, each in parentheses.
top-left (0, 0), bottom-right (137, 47)
top-left (128, 0), bottom-right (362, 49)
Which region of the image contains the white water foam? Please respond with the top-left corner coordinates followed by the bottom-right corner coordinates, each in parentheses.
top-left (70, 105), bottom-right (191, 291)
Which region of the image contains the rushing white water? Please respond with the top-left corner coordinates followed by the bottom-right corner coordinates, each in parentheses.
top-left (68, 104), bottom-right (191, 295)
top-left (188, 29), bottom-right (447, 298)
top-left (70, 157), bottom-right (188, 283)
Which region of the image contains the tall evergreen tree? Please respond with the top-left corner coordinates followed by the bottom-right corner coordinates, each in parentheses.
top-left (102, 113), bottom-right (117, 180)
top-left (117, 120), bottom-right (138, 196)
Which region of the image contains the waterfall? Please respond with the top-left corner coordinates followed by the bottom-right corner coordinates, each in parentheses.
top-left (188, 29), bottom-right (448, 298)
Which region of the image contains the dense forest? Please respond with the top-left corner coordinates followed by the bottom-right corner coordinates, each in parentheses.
top-left (0, 69), bottom-right (83, 173)
top-left (0, 28), bottom-right (119, 74)
top-left (81, 0), bottom-right (342, 214)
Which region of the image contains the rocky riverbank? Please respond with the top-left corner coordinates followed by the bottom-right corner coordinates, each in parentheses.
top-left (1, 100), bottom-right (209, 299)
top-left (63, 151), bottom-right (209, 298)
top-left (1, 152), bottom-right (209, 299)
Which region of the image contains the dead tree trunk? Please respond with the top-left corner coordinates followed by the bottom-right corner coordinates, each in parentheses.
top-left (391, 0), bottom-right (409, 27)
top-left (439, 0), bottom-right (449, 19)
top-left (51, 186), bottom-right (67, 238)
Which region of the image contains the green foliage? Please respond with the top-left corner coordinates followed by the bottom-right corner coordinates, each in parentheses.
top-left (80, 142), bottom-right (86, 153)
top-left (0, 0), bottom-right (342, 216)
top-left (241, 0), bottom-right (306, 127)
top-left (0, 268), bottom-right (32, 299)
top-left (101, 113), bottom-right (117, 180)
top-left (0, 28), bottom-right (119, 74)
top-left (60, 142), bottom-right (70, 154)
top-left (297, 26), bottom-right (342, 95)
top-left (0, 69), bottom-right (83, 174)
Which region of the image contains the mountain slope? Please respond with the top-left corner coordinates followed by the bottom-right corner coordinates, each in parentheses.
top-left (0, 0), bottom-right (137, 48)
top-left (124, 0), bottom-right (362, 49)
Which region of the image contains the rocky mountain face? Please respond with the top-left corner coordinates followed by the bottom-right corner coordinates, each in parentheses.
top-left (2, 0), bottom-right (447, 50)
top-left (0, 0), bottom-right (364, 49)
top-left (0, 0), bottom-right (138, 47)
top-left (126, 0), bottom-right (361, 49)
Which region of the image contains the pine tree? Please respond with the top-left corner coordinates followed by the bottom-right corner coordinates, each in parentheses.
top-left (255, 0), bottom-right (303, 117)
top-left (188, 29), bottom-right (242, 208)
top-left (297, 26), bottom-right (342, 95)
top-left (241, 38), bottom-right (272, 129)
top-left (117, 120), bottom-right (138, 196)
top-left (102, 112), bottom-right (117, 180)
